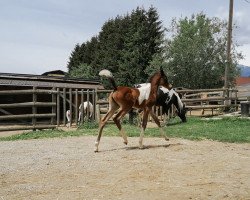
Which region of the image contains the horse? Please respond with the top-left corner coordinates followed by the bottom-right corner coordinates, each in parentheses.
top-left (95, 67), bottom-right (172, 152)
top-left (66, 101), bottom-right (93, 127)
top-left (134, 83), bottom-right (187, 122)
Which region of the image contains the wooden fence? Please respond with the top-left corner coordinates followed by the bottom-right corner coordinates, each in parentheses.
top-left (95, 88), bottom-right (240, 122)
top-left (0, 87), bottom-right (57, 131)
top-left (178, 88), bottom-right (239, 115)
top-left (0, 87), bottom-right (241, 131)
top-left (0, 87), bottom-right (96, 131)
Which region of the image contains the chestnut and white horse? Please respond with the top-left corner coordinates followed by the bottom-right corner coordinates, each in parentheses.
top-left (95, 67), bottom-right (172, 152)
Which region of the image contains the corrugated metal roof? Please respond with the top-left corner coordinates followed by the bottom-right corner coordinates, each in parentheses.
top-left (0, 72), bottom-right (100, 84)
top-left (236, 77), bottom-right (250, 86)
top-left (0, 72), bottom-right (102, 89)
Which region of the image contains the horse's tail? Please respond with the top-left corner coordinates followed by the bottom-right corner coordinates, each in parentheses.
top-left (99, 69), bottom-right (118, 91)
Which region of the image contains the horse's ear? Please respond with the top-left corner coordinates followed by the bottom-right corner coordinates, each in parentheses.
top-left (160, 66), bottom-right (164, 75)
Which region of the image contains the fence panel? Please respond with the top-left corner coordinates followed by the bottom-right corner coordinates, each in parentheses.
top-left (96, 88), bottom-right (240, 123)
top-left (0, 88), bottom-right (57, 131)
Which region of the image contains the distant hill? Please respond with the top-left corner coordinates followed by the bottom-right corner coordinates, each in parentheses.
top-left (238, 64), bottom-right (250, 77)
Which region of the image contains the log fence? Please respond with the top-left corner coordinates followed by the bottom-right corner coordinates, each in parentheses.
top-left (0, 87), bottom-right (96, 131)
top-left (0, 86), bottom-right (242, 132)
top-left (95, 88), bottom-right (240, 122)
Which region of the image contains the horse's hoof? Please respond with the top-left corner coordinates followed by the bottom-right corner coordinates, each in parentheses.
top-left (165, 137), bottom-right (169, 141)
top-left (139, 145), bottom-right (144, 149)
top-left (124, 141), bottom-right (128, 145)
top-left (94, 141), bottom-right (99, 152)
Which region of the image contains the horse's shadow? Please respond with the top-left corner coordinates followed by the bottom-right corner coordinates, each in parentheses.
top-left (164, 121), bottom-right (183, 127)
top-left (99, 142), bottom-right (182, 153)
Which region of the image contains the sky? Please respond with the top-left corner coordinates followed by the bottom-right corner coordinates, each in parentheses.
top-left (0, 0), bottom-right (250, 75)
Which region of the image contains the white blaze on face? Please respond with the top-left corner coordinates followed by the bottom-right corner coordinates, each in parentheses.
top-left (137, 83), bottom-right (151, 105)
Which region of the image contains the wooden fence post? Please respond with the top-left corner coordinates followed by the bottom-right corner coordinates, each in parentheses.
top-left (80, 89), bottom-right (84, 124)
top-left (63, 88), bottom-right (66, 126)
top-left (92, 89), bottom-right (95, 121)
top-left (86, 89), bottom-right (90, 120)
top-left (32, 86), bottom-right (37, 131)
top-left (57, 88), bottom-right (60, 127)
top-left (75, 88), bottom-right (78, 125)
top-left (69, 88), bottom-right (72, 127)
top-left (96, 104), bottom-right (100, 123)
top-left (51, 87), bottom-right (56, 126)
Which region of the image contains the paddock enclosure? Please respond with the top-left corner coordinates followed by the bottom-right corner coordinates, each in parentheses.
top-left (0, 72), bottom-right (247, 132)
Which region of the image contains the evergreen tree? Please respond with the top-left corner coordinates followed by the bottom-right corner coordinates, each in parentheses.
top-left (119, 6), bottom-right (165, 86)
top-left (67, 6), bottom-right (166, 86)
top-left (67, 44), bottom-right (83, 72)
top-left (68, 63), bottom-right (93, 79)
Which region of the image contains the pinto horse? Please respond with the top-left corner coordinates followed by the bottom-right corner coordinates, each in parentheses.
top-left (95, 68), bottom-right (172, 152)
top-left (66, 101), bottom-right (93, 127)
top-left (135, 83), bottom-right (187, 122)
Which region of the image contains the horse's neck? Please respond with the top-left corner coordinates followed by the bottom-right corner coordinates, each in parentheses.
top-left (148, 80), bottom-right (160, 102)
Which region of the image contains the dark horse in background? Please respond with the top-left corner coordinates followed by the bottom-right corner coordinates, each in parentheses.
top-left (95, 67), bottom-right (172, 152)
top-left (135, 83), bottom-right (187, 123)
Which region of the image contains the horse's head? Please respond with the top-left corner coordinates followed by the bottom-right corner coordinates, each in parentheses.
top-left (149, 67), bottom-right (172, 90)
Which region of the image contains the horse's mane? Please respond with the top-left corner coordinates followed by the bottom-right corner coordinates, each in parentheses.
top-left (148, 71), bottom-right (160, 83)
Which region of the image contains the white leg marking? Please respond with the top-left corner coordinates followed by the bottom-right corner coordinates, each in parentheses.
top-left (120, 128), bottom-right (128, 145)
top-left (139, 128), bottom-right (144, 149)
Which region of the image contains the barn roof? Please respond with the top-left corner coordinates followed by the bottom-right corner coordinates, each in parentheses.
top-left (236, 77), bottom-right (250, 86)
top-left (0, 72), bottom-right (102, 89)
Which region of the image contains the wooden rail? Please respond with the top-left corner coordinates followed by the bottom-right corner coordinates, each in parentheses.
top-left (0, 87), bottom-right (57, 131)
top-left (96, 87), bottom-right (240, 120)
top-left (0, 87), bottom-right (96, 132)
top-left (0, 125), bottom-right (57, 132)
top-left (0, 102), bottom-right (56, 108)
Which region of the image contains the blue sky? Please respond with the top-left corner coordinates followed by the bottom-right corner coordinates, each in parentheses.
top-left (0, 0), bottom-right (250, 74)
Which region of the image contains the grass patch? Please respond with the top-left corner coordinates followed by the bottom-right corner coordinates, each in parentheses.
top-left (0, 117), bottom-right (249, 143)
top-left (165, 117), bottom-right (250, 143)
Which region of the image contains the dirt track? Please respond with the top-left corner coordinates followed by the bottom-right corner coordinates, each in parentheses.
top-left (0, 136), bottom-right (249, 200)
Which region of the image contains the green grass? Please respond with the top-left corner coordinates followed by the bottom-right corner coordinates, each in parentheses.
top-left (0, 117), bottom-right (249, 143)
top-left (165, 117), bottom-right (250, 143)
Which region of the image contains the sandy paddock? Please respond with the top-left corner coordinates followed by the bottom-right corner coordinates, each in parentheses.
top-left (0, 136), bottom-right (249, 200)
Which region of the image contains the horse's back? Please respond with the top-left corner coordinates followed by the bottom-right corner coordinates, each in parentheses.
top-left (111, 86), bottom-right (139, 108)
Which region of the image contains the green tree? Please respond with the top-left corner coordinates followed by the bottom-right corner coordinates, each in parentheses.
top-left (91, 16), bottom-right (129, 76)
top-left (67, 44), bottom-right (83, 72)
top-left (68, 63), bottom-right (93, 79)
top-left (118, 6), bottom-right (165, 86)
top-left (67, 6), bottom-right (165, 86)
top-left (164, 13), bottom-right (242, 89)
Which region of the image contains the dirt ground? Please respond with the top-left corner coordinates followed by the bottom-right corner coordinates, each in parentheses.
top-left (0, 136), bottom-right (249, 200)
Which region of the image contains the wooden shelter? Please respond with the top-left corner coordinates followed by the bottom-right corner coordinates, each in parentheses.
top-left (0, 72), bottom-right (103, 131)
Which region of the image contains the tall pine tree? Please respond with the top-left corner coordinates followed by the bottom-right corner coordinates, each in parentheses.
top-left (67, 6), bottom-right (165, 86)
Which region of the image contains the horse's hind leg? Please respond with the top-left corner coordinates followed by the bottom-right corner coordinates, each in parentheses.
top-left (95, 101), bottom-right (119, 152)
top-left (149, 110), bottom-right (169, 141)
top-left (113, 108), bottom-right (131, 145)
top-left (139, 108), bottom-right (150, 149)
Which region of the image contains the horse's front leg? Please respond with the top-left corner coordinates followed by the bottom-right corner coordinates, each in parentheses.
top-left (113, 108), bottom-right (131, 145)
top-left (139, 108), bottom-right (150, 149)
top-left (78, 111), bottom-right (82, 125)
top-left (149, 110), bottom-right (169, 141)
top-left (95, 101), bottom-right (119, 152)
top-left (66, 110), bottom-right (71, 128)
